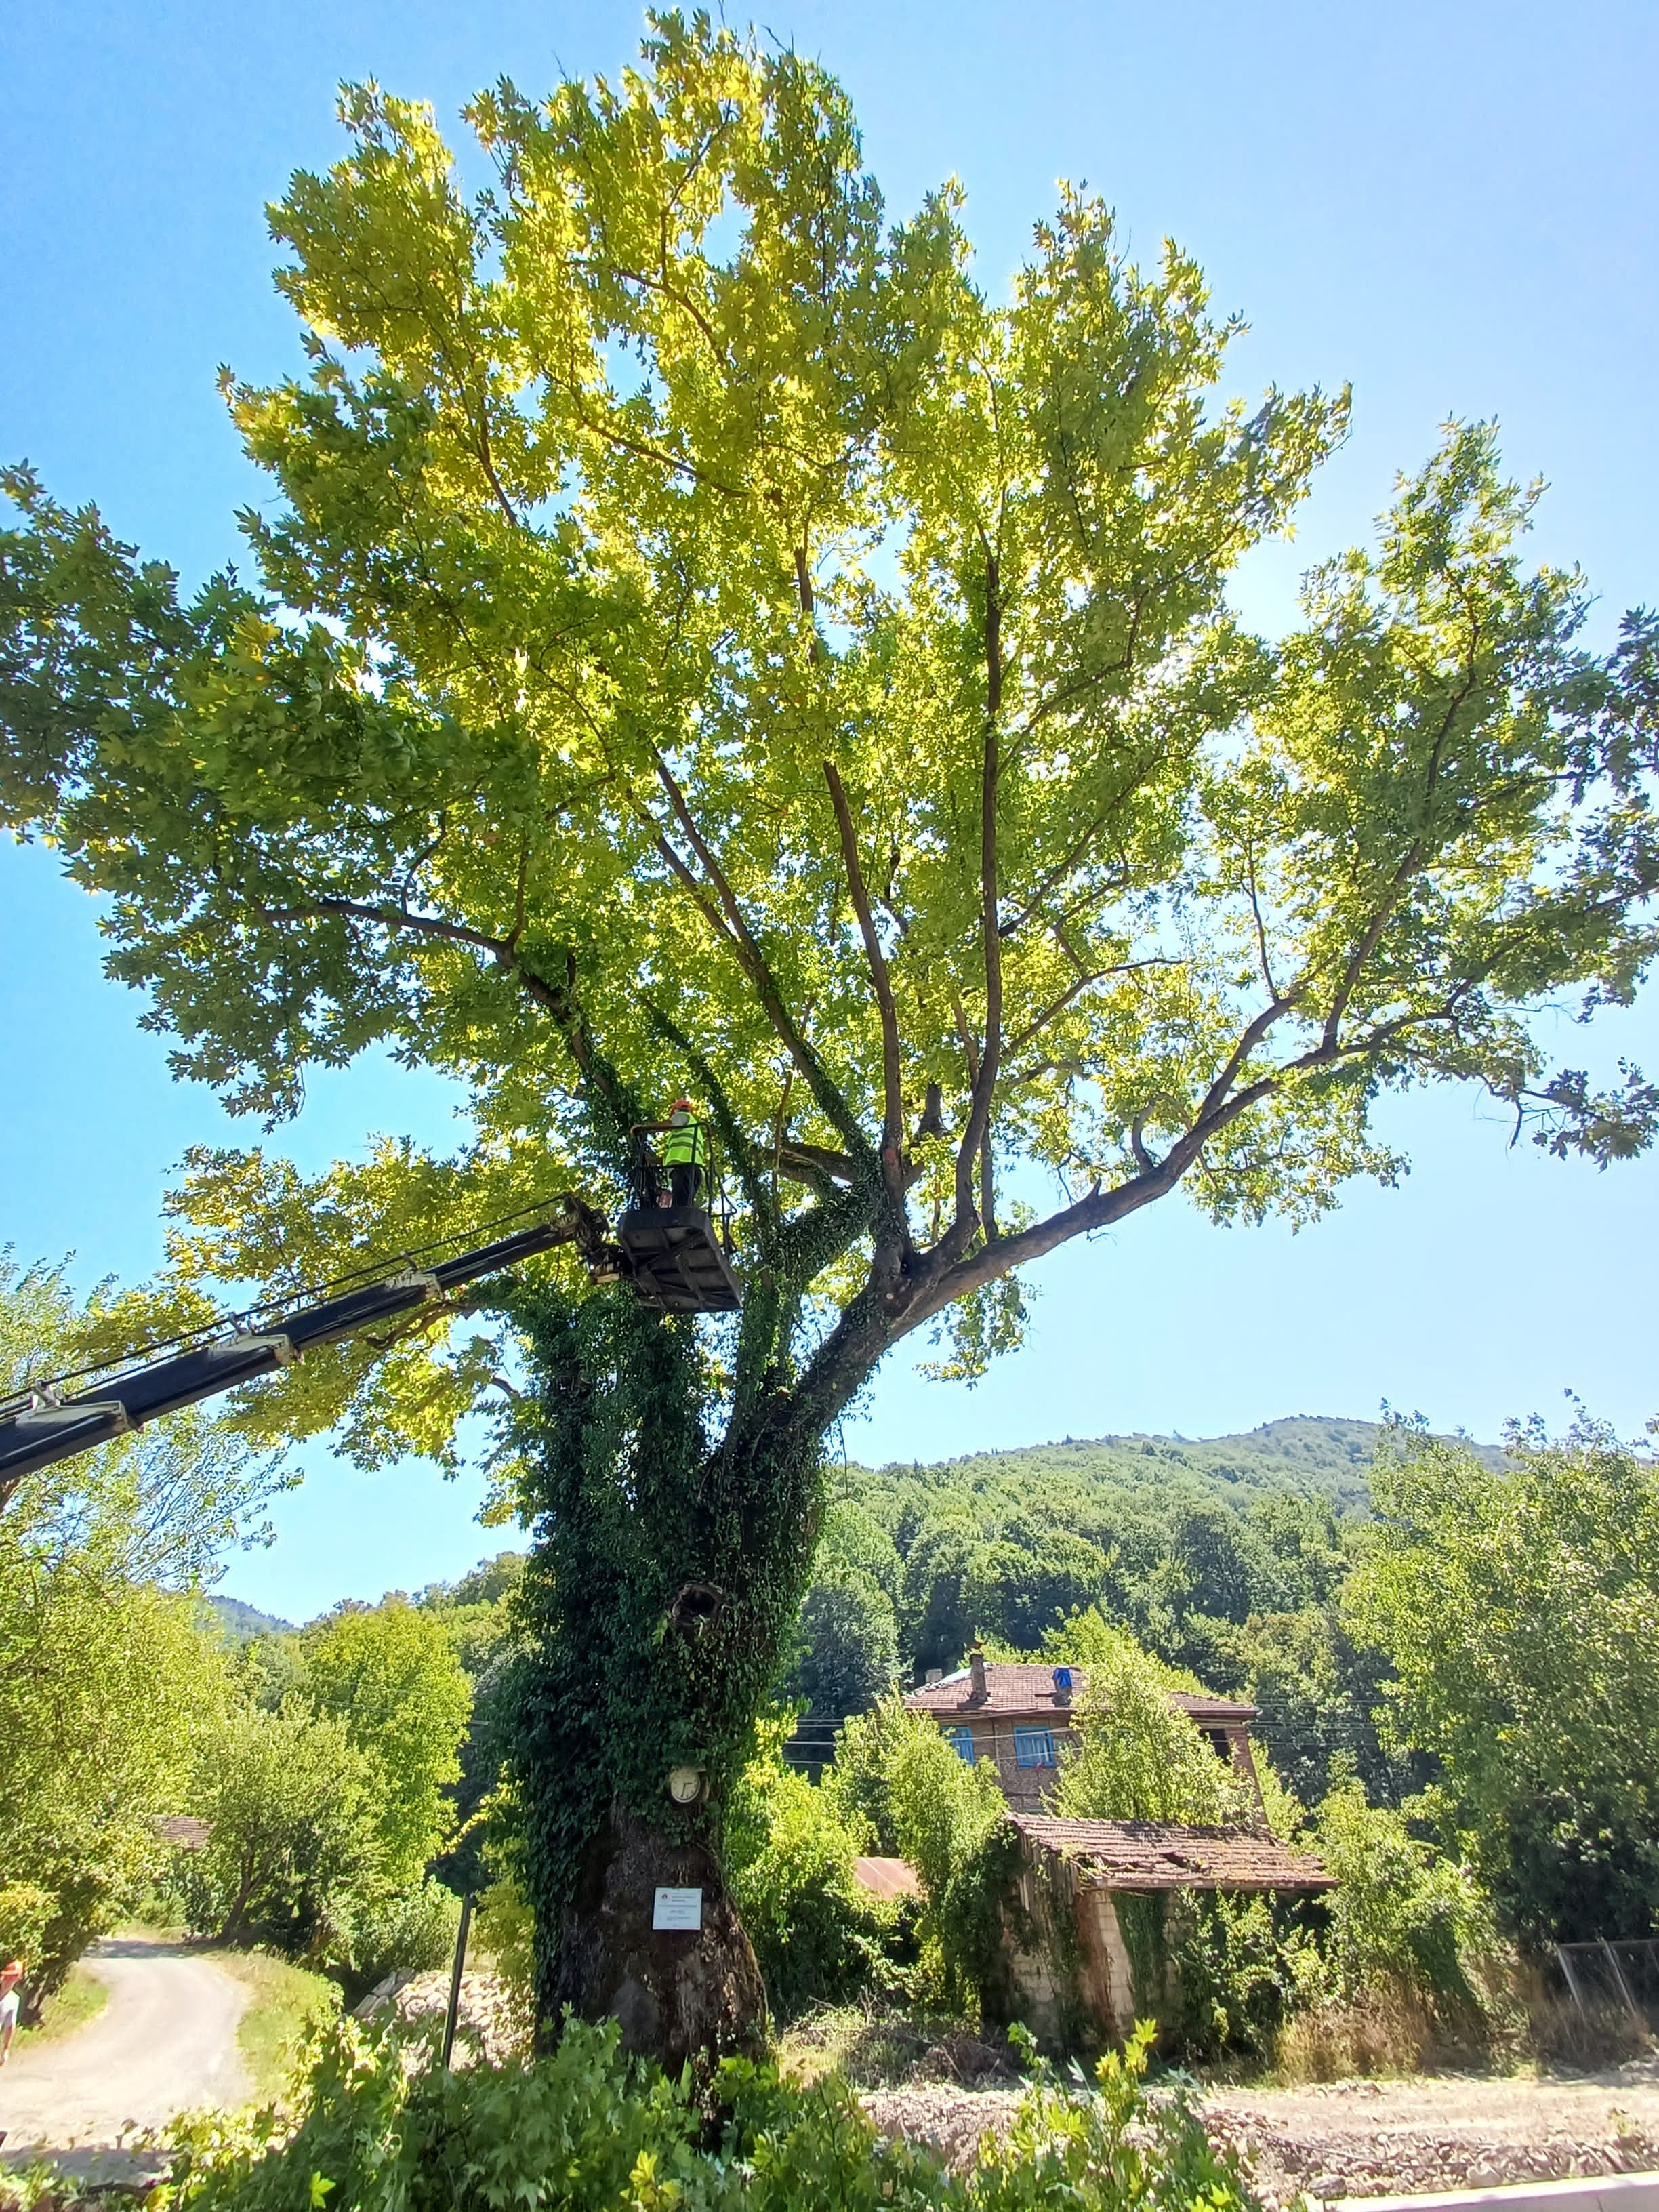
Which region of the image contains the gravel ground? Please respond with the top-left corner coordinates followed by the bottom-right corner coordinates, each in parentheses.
top-left (0, 1933), bottom-right (249, 2188)
top-left (354, 1966), bottom-right (528, 2066)
top-left (863, 2057), bottom-right (1659, 2204)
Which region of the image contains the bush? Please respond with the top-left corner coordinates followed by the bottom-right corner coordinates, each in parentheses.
top-left (163, 2011), bottom-right (1263, 2212)
top-left (348, 1879), bottom-right (463, 1992)
top-left (725, 1719), bottom-right (898, 2019)
top-left (1311, 1784), bottom-right (1506, 2026)
top-left (1162, 1891), bottom-right (1309, 2061)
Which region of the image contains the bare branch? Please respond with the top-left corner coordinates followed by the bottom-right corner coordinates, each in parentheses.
top-left (645, 750), bottom-right (872, 1160)
top-left (1003, 957), bottom-right (1180, 1059)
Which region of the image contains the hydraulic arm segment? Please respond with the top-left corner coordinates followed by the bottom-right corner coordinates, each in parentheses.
top-left (0, 1199), bottom-right (613, 1506)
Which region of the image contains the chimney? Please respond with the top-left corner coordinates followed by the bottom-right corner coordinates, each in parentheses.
top-left (1052, 1665), bottom-right (1073, 1708)
top-left (924, 1667), bottom-right (943, 1685)
top-left (968, 1644), bottom-right (987, 1701)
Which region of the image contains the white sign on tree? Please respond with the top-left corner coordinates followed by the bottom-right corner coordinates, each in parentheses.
top-left (651, 1887), bottom-right (703, 1931)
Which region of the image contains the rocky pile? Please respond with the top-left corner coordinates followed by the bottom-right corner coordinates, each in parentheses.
top-left (1204, 2101), bottom-right (1659, 2205)
top-left (353, 1967), bottom-right (530, 2066)
top-left (861, 2083), bottom-right (1023, 2175)
top-left (861, 2080), bottom-right (1659, 2205)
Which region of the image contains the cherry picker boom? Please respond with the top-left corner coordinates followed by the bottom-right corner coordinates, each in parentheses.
top-left (0, 1118), bottom-right (745, 1507)
top-left (0, 1198), bottom-right (612, 1507)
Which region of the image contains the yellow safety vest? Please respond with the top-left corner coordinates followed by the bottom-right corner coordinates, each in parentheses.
top-left (661, 1121), bottom-right (706, 1167)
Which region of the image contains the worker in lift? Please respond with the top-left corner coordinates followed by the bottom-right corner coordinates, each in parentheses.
top-left (659, 1100), bottom-right (709, 1209)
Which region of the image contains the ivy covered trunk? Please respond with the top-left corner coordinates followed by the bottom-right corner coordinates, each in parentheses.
top-left (506, 1279), bottom-right (827, 2070)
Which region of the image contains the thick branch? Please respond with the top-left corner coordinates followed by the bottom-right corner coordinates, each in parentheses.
top-left (647, 747), bottom-right (869, 1160)
top-left (257, 896), bottom-right (511, 960)
top-left (950, 554), bottom-right (1005, 1249)
top-left (824, 760), bottom-right (904, 1208)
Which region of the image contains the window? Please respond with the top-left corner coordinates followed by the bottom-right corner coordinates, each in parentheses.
top-left (1014, 1727), bottom-right (1057, 1768)
top-left (943, 1725), bottom-right (975, 1763)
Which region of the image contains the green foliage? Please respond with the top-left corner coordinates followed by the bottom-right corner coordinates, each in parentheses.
top-left (212, 1948), bottom-right (345, 2103)
top-left (0, 1885), bottom-right (54, 1967)
top-left (882, 1702), bottom-right (1014, 2011)
top-left (181, 1597), bottom-right (470, 1982)
top-left (1161, 1892), bottom-right (1307, 2061)
top-left (1347, 1414), bottom-right (1659, 1940)
top-left (355, 1881), bottom-right (464, 1988)
top-left (473, 1876), bottom-right (535, 2011)
top-left (1046, 1613), bottom-right (1254, 1826)
top-left (0, 1262), bottom-right (293, 2001)
top-left (180, 1698), bottom-right (375, 1954)
top-left (161, 2009), bottom-right (1261, 2212)
top-left (0, 1265), bottom-right (237, 2000)
top-left (778, 1577), bottom-right (898, 1728)
top-left (724, 1718), bottom-right (895, 2019)
top-left (300, 1599), bottom-right (472, 1892)
top-left (822, 1693), bottom-right (920, 1855)
top-left (1310, 1783), bottom-right (1505, 2024)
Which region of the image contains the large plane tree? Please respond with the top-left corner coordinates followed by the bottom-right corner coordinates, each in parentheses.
top-left (3, 16), bottom-right (1656, 2068)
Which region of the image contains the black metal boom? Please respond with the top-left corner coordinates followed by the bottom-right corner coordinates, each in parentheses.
top-left (0, 1203), bottom-right (605, 1505)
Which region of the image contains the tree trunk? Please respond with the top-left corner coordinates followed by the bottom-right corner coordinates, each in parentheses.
top-left (506, 1261), bottom-right (837, 2073)
top-left (548, 1803), bottom-right (766, 2072)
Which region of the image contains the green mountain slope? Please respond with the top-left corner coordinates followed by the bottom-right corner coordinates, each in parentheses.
top-left (842, 1413), bottom-right (1422, 1519)
top-left (206, 1593), bottom-right (293, 1642)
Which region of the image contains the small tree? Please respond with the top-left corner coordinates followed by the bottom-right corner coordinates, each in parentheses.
top-left (3, 16), bottom-right (1655, 2062)
top-left (1048, 1612), bottom-right (1254, 1825)
top-left (185, 1698), bottom-right (373, 1950)
top-left (301, 1598), bottom-right (472, 1892)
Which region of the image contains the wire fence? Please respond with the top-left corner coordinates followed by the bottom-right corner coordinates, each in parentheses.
top-left (1551, 1938), bottom-right (1659, 2028)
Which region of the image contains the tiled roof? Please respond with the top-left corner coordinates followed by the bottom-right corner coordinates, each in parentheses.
top-left (156, 1814), bottom-right (210, 1850)
top-left (852, 1855), bottom-right (922, 1901)
top-left (904, 1661), bottom-right (1256, 1725)
top-left (1012, 1815), bottom-right (1332, 1891)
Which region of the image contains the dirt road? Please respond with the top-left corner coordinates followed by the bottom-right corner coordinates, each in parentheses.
top-left (0, 1933), bottom-right (249, 2168)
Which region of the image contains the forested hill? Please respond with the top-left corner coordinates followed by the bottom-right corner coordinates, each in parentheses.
top-left (844, 1414), bottom-right (1397, 1521)
top-left (787, 1416), bottom-right (1501, 1802)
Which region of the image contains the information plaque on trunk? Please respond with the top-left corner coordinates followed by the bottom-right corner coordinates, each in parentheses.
top-left (652, 1886), bottom-right (703, 1931)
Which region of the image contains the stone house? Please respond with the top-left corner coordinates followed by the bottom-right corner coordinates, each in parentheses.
top-left (904, 1652), bottom-right (1263, 1815)
top-left (998, 1814), bottom-right (1332, 2045)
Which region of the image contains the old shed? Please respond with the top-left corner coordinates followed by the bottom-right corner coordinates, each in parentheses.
top-left (1000, 1814), bottom-right (1332, 2045)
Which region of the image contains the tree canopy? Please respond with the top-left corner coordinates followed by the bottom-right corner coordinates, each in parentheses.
top-left (1350, 1415), bottom-right (1659, 1941)
top-left (2, 12), bottom-right (1654, 1481)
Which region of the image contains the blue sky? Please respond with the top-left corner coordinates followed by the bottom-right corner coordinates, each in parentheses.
top-left (3, 1), bottom-right (1656, 1618)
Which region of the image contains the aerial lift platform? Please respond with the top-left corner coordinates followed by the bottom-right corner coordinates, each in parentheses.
top-left (0, 1148), bottom-right (742, 1503)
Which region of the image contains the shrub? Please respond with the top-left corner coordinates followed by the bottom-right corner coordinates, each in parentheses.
top-left (1162, 1891), bottom-right (1309, 2061)
top-left (1311, 1784), bottom-right (1506, 2025)
top-left (161, 2011), bottom-right (1263, 2212)
top-left (348, 1879), bottom-right (463, 1992)
top-left (725, 1719), bottom-right (896, 2019)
